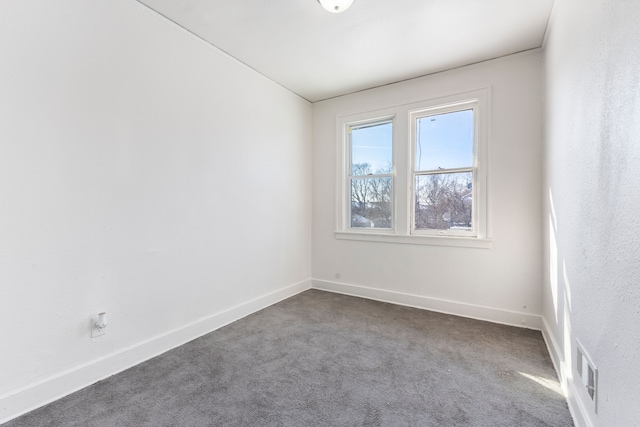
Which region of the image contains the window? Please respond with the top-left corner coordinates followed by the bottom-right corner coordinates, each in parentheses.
top-left (336, 88), bottom-right (490, 248)
top-left (348, 119), bottom-right (393, 229)
top-left (411, 102), bottom-right (476, 237)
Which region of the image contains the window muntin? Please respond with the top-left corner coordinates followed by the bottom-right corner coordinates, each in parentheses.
top-left (411, 102), bottom-right (478, 236)
top-left (348, 120), bottom-right (393, 229)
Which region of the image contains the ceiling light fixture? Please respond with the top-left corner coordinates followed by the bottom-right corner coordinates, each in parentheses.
top-left (318, 0), bottom-right (355, 13)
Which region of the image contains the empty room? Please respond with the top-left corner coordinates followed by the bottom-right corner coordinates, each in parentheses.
top-left (1, 0), bottom-right (638, 426)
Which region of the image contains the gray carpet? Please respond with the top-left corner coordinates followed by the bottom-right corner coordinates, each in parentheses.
top-left (5, 290), bottom-right (573, 426)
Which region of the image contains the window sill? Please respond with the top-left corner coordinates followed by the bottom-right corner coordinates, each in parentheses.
top-left (334, 231), bottom-right (492, 249)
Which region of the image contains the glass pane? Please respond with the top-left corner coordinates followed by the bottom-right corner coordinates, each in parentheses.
top-left (415, 109), bottom-right (473, 171)
top-left (414, 172), bottom-right (472, 231)
top-left (350, 177), bottom-right (392, 228)
top-left (351, 121), bottom-right (392, 176)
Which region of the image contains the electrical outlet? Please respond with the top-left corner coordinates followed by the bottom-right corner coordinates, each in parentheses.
top-left (91, 312), bottom-right (107, 338)
top-left (91, 324), bottom-right (106, 338)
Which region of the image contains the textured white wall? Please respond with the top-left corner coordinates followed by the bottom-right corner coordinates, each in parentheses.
top-left (0, 0), bottom-right (311, 407)
top-left (542, 0), bottom-right (640, 425)
top-left (312, 52), bottom-right (544, 324)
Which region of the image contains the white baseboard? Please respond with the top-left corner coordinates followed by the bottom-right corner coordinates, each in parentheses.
top-left (540, 316), bottom-right (567, 399)
top-left (312, 279), bottom-right (542, 330)
top-left (0, 279), bottom-right (311, 425)
top-left (540, 317), bottom-right (591, 427)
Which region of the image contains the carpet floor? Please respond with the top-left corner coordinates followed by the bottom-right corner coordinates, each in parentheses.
top-left (5, 290), bottom-right (574, 426)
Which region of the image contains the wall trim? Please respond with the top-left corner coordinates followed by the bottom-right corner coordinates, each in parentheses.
top-left (312, 279), bottom-right (542, 330)
top-left (0, 279), bottom-right (311, 425)
top-left (541, 316), bottom-right (591, 427)
top-left (540, 316), bottom-right (564, 387)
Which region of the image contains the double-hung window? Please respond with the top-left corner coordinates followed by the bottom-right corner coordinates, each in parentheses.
top-left (348, 119), bottom-right (393, 229)
top-left (336, 88), bottom-right (490, 248)
top-left (411, 101), bottom-right (477, 237)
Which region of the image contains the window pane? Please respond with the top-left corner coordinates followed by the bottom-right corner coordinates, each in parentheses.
top-left (414, 172), bottom-right (472, 231)
top-left (415, 109), bottom-right (473, 171)
top-left (351, 121), bottom-right (392, 176)
top-left (350, 177), bottom-right (392, 228)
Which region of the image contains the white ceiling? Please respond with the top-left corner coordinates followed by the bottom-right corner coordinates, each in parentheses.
top-left (137, 0), bottom-right (554, 102)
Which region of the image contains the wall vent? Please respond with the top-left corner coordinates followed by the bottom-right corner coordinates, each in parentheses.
top-left (576, 339), bottom-right (598, 413)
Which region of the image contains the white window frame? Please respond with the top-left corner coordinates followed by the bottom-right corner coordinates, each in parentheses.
top-left (335, 88), bottom-right (491, 249)
top-left (347, 117), bottom-right (395, 231)
top-left (336, 108), bottom-right (398, 235)
top-left (410, 100), bottom-right (479, 238)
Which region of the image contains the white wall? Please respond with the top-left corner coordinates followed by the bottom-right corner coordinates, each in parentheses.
top-left (0, 0), bottom-right (311, 421)
top-left (312, 52), bottom-right (544, 327)
top-left (542, 0), bottom-right (640, 425)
